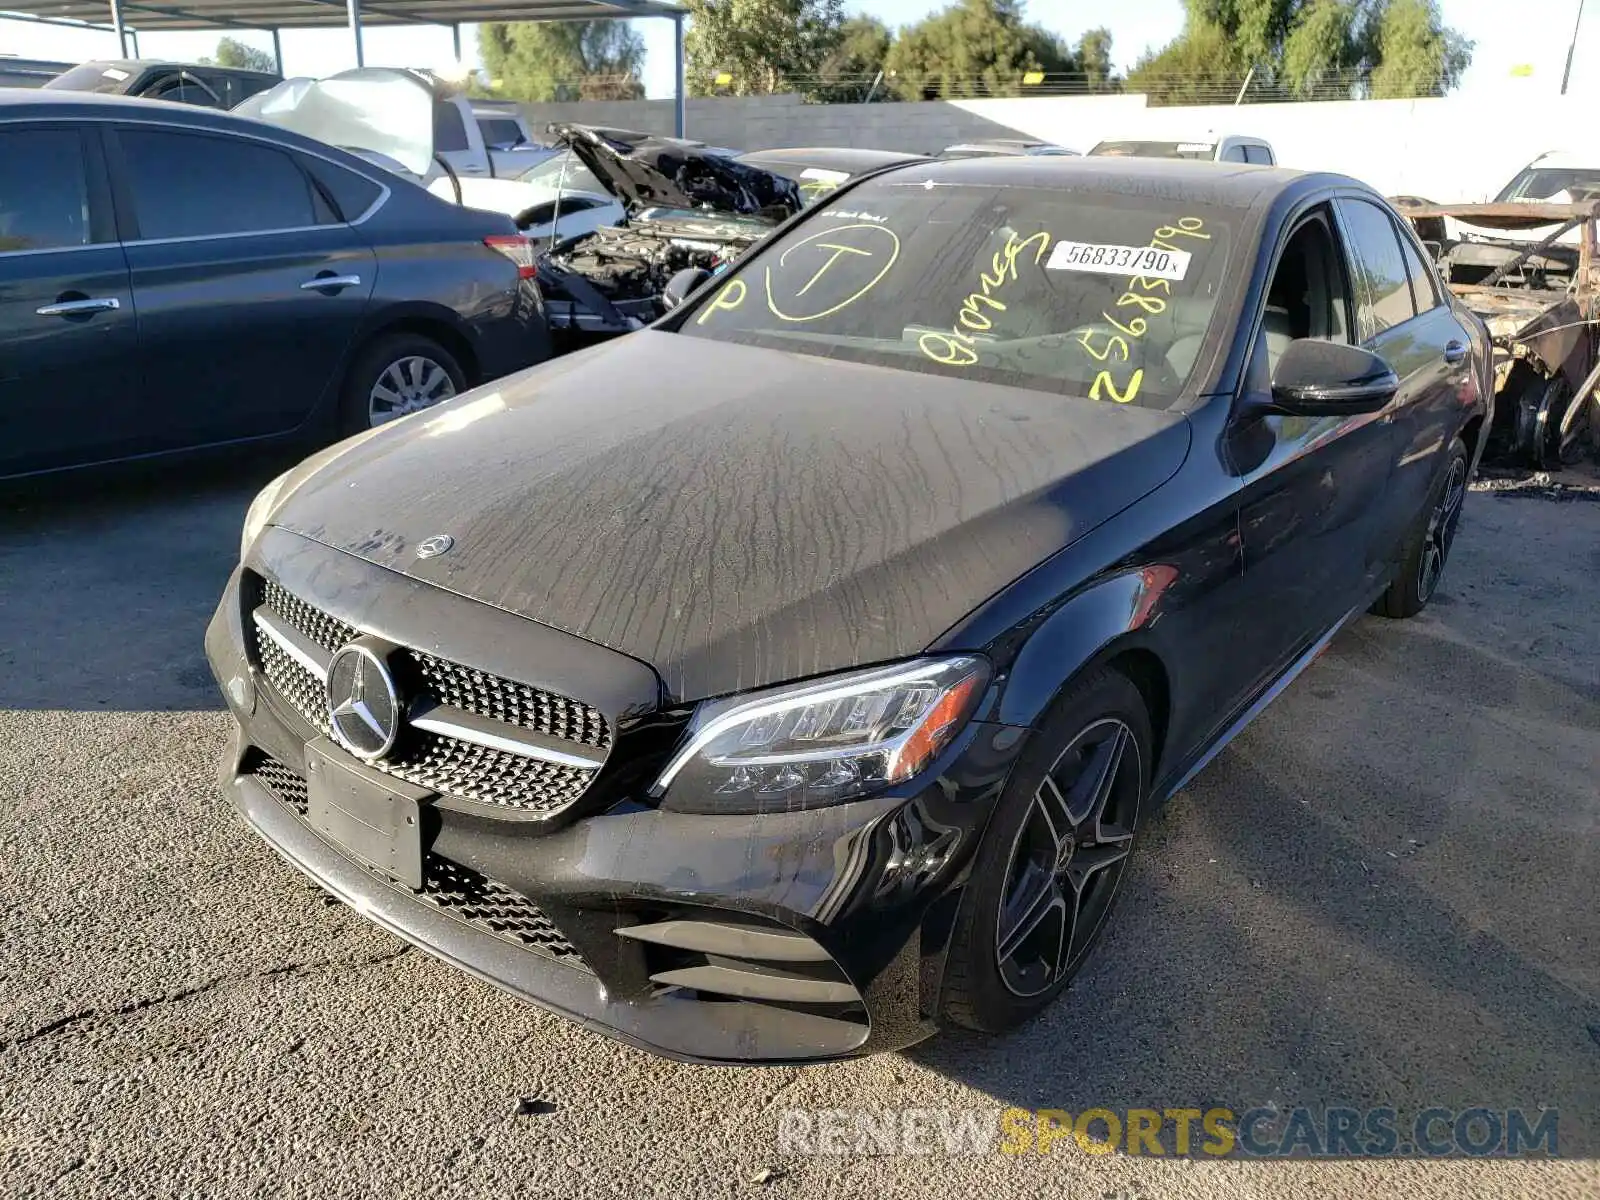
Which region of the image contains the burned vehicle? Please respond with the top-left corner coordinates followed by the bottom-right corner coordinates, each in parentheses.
top-left (535, 125), bottom-right (802, 337)
top-left (1399, 199), bottom-right (1600, 467)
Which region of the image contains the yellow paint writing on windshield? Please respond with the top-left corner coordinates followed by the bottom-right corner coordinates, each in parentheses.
top-left (919, 231), bottom-right (1053, 367)
top-left (764, 223), bottom-right (901, 322)
top-left (1079, 216), bottom-right (1208, 405)
top-left (696, 278), bottom-right (747, 325)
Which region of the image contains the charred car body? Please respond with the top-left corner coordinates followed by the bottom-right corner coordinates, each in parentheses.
top-left (1399, 199), bottom-right (1600, 467)
top-left (535, 125), bottom-right (802, 337)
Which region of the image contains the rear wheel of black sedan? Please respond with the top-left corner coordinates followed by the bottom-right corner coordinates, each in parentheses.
top-left (942, 668), bottom-right (1151, 1034)
top-left (338, 332), bottom-right (466, 435)
top-left (1373, 436), bottom-right (1469, 620)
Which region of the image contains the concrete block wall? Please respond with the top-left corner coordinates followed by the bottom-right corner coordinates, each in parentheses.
top-left (518, 89), bottom-right (1592, 201)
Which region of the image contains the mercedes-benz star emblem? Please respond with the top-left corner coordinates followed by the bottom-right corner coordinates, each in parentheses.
top-left (415, 534), bottom-right (454, 560)
top-left (326, 642), bottom-right (401, 761)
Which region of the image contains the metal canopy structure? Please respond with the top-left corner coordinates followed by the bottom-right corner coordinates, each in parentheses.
top-left (1, 0), bottom-right (689, 132)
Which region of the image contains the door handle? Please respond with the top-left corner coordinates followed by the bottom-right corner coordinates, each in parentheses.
top-left (1443, 340), bottom-right (1467, 365)
top-left (36, 297), bottom-right (120, 317)
top-left (299, 274), bottom-right (362, 292)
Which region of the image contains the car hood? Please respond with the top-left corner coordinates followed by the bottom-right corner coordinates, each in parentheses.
top-left (236, 68), bottom-right (436, 178)
top-left (266, 334), bottom-right (1191, 701)
top-left (550, 123), bottom-right (802, 221)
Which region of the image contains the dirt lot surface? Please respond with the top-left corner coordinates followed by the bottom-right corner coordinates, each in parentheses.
top-left (2, 462), bottom-right (1596, 1199)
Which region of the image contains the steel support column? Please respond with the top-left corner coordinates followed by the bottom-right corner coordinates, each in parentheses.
top-left (672, 11), bottom-right (685, 137)
top-left (347, 0), bottom-right (364, 67)
top-left (272, 28), bottom-right (284, 74)
top-left (108, 0), bottom-right (128, 57)
top-left (452, 22), bottom-right (462, 62)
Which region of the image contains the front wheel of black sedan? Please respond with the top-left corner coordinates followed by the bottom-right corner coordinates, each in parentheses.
top-left (1373, 436), bottom-right (1469, 620)
top-left (941, 668), bottom-right (1151, 1034)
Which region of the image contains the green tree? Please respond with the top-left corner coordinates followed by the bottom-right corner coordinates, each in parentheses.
top-left (1368, 0), bottom-right (1472, 98)
top-left (814, 15), bottom-right (893, 101)
top-left (1124, 19), bottom-right (1243, 104)
top-left (1076, 27), bottom-right (1118, 91)
top-left (683, 0), bottom-right (845, 98)
top-left (1281, 0), bottom-right (1362, 98)
top-left (1126, 0), bottom-right (1472, 103)
top-left (201, 36), bottom-right (277, 74)
top-left (478, 21), bottom-right (645, 101)
top-left (884, 0), bottom-right (1072, 99)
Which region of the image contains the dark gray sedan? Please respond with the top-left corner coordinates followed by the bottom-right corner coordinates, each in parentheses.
top-left (0, 90), bottom-right (549, 481)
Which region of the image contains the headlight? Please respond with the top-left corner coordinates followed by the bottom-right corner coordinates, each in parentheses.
top-left (653, 656), bottom-right (989, 814)
top-left (240, 469), bottom-right (293, 560)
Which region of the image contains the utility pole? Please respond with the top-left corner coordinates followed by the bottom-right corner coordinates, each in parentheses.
top-left (1562, 0), bottom-right (1586, 95)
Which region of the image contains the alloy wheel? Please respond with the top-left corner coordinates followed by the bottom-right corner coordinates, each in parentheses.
top-left (995, 717), bottom-right (1142, 997)
top-left (369, 356), bottom-right (457, 426)
top-left (1417, 456), bottom-right (1467, 602)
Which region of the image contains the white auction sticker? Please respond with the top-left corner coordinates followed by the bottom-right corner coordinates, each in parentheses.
top-left (1045, 241), bottom-right (1192, 280)
top-left (800, 167), bottom-right (850, 184)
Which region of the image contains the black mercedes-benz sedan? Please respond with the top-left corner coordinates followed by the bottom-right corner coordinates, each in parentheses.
top-left (0, 91), bottom-right (549, 482)
top-left (207, 156), bottom-right (1491, 1063)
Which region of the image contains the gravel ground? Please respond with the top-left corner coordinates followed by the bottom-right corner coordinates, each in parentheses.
top-left (1, 460), bottom-right (1596, 1200)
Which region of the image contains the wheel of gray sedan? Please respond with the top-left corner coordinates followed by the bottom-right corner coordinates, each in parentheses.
top-left (941, 668), bottom-right (1151, 1034)
top-left (1373, 436), bottom-right (1468, 619)
top-left (339, 332), bottom-right (466, 435)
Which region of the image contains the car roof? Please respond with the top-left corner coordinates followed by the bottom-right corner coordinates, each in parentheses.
top-left (859, 153), bottom-right (1323, 206)
top-left (738, 147), bottom-right (929, 172)
top-left (0, 88), bottom-right (390, 172)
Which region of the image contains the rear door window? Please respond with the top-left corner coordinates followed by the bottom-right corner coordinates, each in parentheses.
top-left (1395, 224), bottom-right (1441, 314)
top-left (434, 102), bottom-right (470, 152)
top-left (1336, 197), bottom-right (1415, 340)
top-left (478, 117), bottom-right (523, 147)
top-left (0, 128), bottom-right (92, 252)
top-left (1244, 145), bottom-right (1274, 165)
top-left (118, 127), bottom-right (318, 239)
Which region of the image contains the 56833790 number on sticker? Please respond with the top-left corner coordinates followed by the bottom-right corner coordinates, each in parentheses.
top-left (1046, 241), bottom-right (1192, 280)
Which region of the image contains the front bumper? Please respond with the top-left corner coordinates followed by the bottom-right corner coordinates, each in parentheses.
top-left (206, 539), bottom-right (1023, 1063)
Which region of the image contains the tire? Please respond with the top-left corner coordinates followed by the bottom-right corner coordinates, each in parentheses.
top-left (1372, 436), bottom-right (1468, 620)
top-left (941, 667), bottom-right (1152, 1034)
top-left (337, 332), bottom-right (466, 436)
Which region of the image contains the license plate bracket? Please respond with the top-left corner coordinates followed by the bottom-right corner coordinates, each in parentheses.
top-left (304, 741), bottom-right (432, 890)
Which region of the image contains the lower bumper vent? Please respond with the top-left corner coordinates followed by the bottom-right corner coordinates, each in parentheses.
top-left (244, 753), bottom-right (587, 969)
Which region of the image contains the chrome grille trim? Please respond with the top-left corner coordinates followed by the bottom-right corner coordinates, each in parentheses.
top-left (253, 608), bottom-right (331, 682)
top-left (248, 576), bottom-right (611, 815)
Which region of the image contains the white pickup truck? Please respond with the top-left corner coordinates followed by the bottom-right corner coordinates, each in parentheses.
top-left (433, 95), bottom-right (555, 179)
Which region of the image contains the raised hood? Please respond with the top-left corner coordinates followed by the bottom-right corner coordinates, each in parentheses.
top-left (550, 123), bottom-right (802, 220)
top-left (266, 334), bottom-right (1190, 702)
top-left (235, 68), bottom-right (436, 178)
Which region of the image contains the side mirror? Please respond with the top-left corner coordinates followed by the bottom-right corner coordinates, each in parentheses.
top-left (662, 267), bottom-right (711, 311)
top-left (1267, 339), bottom-right (1399, 416)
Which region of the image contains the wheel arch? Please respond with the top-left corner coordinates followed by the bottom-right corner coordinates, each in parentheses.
top-left (990, 569), bottom-right (1177, 782)
top-left (353, 303), bottom-right (482, 385)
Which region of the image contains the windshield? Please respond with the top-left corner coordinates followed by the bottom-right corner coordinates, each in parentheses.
top-left (518, 150), bottom-right (605, 194)
top-left (1494, 167), bottom-right (1600, 203)
top-left (43, 63), bottom-right (137, 93)
top-left (1090, 140), bottom-right (1216, 161)
top-left (682, 177), bottom-right (1236, 409)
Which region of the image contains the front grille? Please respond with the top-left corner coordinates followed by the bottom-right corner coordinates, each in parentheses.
top-left (244, 755), bottom-right (586, 968)
top-left (249, 575), bottom-right (609, 815)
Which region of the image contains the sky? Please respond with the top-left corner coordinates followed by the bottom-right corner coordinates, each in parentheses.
top-left (1, 0), bottom-right (1594, 99)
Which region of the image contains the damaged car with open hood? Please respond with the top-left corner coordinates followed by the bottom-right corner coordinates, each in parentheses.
top-left (534, 124), bottom-right (802, 337)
